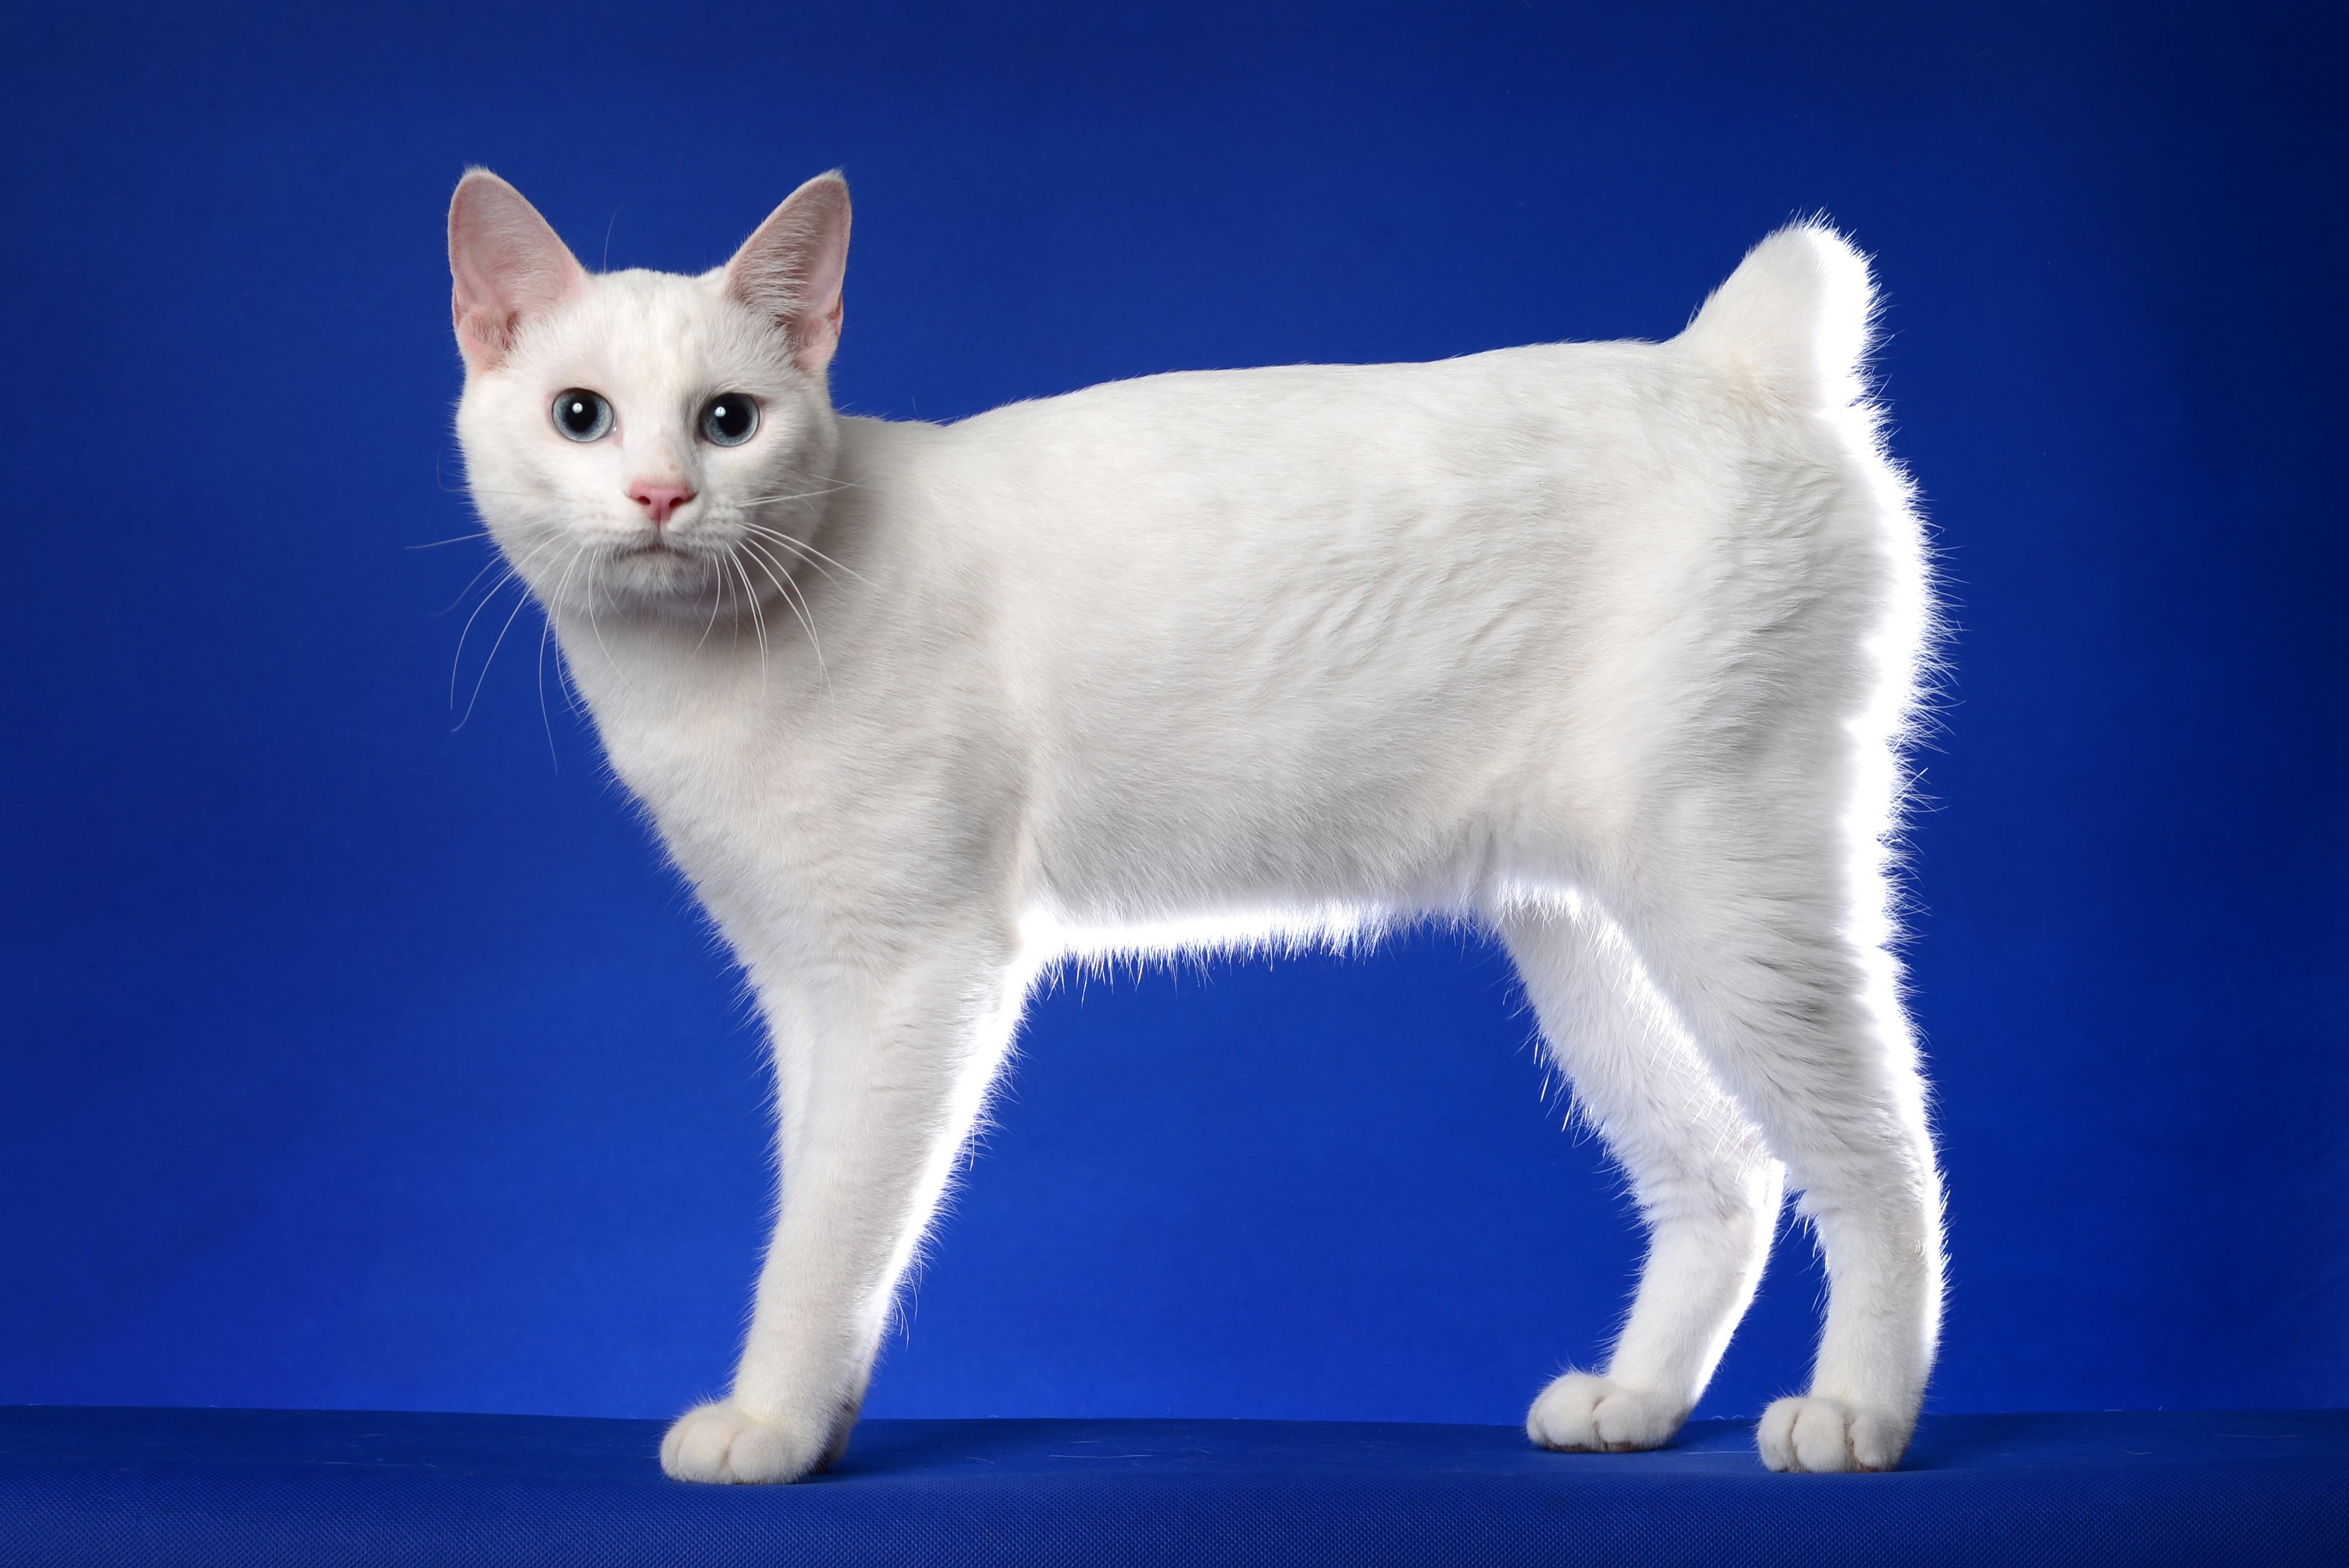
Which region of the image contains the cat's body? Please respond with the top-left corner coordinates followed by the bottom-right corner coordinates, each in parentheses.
top-left (449, 171), bottom-right (1942, 1482)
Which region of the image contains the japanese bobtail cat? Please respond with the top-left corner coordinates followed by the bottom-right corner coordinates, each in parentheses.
top-left (447, 169), bottom-right (1942, 1482)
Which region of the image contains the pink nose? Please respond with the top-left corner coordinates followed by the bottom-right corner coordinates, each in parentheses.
top-left (630, 483), bottom-right (696, 525)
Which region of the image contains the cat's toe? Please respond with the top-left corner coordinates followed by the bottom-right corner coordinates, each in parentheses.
top-left (1756, 1395), bottom-right (1908, 1472)
top-left (660, 1399), bottom-right (830, 1484)
top-left (1527, 1372), bottom-right (1687, 1453)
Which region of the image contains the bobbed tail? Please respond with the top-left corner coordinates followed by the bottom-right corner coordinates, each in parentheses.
top-left (1679, 221), bottom-right (1879, 412)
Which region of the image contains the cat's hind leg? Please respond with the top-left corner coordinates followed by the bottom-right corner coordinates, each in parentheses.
top-left (1498, 899), bottom-right (1784, 1454)
top-left (1607, 813), bottom-right (1944, 1473)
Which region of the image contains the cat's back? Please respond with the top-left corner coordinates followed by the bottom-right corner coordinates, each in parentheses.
top-left (843, 335), bottom-right (1774, 633)
top-left (927, 337), bottom-right (1713, 504)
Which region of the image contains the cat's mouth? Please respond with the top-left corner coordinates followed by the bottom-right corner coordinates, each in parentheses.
top-left (614, 541), bottom-right (687, 560)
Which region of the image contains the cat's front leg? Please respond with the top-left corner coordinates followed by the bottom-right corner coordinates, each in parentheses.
top-left (660, 930), bottom-right (1026, 1484)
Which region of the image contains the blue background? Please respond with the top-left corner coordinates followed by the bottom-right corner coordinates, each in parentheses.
top-left (2, 1), bottom-right (2343, 1427)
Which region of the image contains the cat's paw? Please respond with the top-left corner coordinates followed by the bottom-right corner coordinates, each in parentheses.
top-left (1757, 1395), bottom-right (1909, 1473)
top-left (659, 1399), bottom-right (835, 1485)
top-left (1527, 1371), bottom-right (1689, 1453)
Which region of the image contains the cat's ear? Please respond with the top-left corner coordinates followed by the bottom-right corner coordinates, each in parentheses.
top-left (723, 171), bottom-right (851, 376)
top-left (447, 169), bottom-right (588, 376)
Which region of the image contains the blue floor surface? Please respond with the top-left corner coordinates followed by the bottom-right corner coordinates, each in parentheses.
top-left (2, 1407), bottom-right (2343, 1566)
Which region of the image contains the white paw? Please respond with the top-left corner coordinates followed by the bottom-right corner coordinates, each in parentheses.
top-left (659, 1398), bottom-right (840, 1485)
top-left (1757, 1394), bottom-right (1910, 1472)
top-left (1527, 1371), bottom-right (1689, 1453)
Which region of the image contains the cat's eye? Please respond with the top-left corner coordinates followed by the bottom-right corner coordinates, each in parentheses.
top-left (700, 394), bottom-right (759, 447)
top-left (551, 389), bottom-right (612, 442)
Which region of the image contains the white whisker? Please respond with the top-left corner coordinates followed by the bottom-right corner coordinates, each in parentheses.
top-left (738, 536), bottom-right (832, 702)
top-left (449, 568), bottom-right (518, 706)
top-left (535, 615), bottom-right (559, 764)
top-left (736, 483), bottom-right (861, 506)
top-left (742, 521), bottom-right (866, 584)
top-left (534, 542), bottom-right (590, 767)
top-left (455, 569), bottom-right (539, 731)
top-left (436, 554), bottom-right (512, 618)
top-left (689, 549), bottom-right (728, 657)
top-left (584, 551), bottom-right (616, 670)
top-left (727, 548), bottom-right (771, 696)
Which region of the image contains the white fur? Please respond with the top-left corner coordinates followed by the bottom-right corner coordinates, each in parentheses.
top-left (449, 170), bottom-right (1944, 1482)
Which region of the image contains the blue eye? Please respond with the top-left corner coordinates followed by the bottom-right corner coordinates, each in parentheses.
top-left (700, 394), bottom-right (758, 447)
top-left (551, 390), bottom-right (612, 442)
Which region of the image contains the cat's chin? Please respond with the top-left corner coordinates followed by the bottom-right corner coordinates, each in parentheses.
top-left (568, 544), bottom-right (735, 617)
top-left (521, 569), bottom-right (710, 628)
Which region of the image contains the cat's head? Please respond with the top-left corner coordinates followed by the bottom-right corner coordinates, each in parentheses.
top-left (449, 170), bottom-right (849, 622)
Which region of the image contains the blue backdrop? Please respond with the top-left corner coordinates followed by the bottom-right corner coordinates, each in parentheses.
top-left (2, 1), bottom-right (2342, 1427)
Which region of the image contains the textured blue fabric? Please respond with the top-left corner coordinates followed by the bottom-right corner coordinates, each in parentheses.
top-left (2, 1408), bottom-right (2343, 1566)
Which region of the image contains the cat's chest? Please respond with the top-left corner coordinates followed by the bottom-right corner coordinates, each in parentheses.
top-left (596, 702), bottom-right (844, 913)
top-left (605, 709), bottom-right (762, 807)
top-left (579, 667), bottom-right (811, 838)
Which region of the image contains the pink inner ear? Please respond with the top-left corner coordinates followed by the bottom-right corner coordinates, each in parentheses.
top-left (449, 172), bottom-right (586, 373)
top-left (723, 172), bottom-right (851, 374)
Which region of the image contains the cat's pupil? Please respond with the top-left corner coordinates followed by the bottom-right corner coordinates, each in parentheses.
top-left (702, 394), bottom-right (758, 447)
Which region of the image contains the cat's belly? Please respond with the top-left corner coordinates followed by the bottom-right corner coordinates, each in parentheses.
top-left (1014, 694), bottom-right (1616, 940)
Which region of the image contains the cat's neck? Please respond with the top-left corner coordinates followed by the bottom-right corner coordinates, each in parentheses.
top-left (555, 601), bottom-right (774, 709)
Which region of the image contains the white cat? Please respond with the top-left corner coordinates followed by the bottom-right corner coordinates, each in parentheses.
top-left (447, 169), bottom-right (1942, 1482)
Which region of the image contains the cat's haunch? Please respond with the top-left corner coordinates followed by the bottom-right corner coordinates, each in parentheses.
top-left (449, 171), bottom-right (1942, 1481)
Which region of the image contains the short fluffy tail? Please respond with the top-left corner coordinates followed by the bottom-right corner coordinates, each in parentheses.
top-left (1679, 221), bottom-right (1878, 412)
